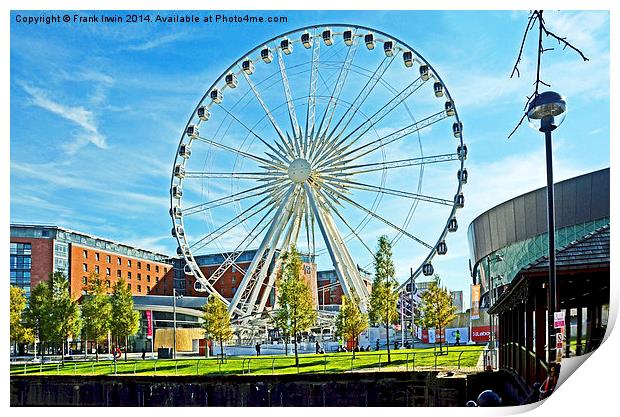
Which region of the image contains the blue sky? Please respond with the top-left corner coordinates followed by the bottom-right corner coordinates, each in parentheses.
top-left (10, 10), bottom-right (610, 307)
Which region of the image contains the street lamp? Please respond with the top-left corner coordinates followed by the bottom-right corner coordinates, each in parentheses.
top-left (173, 288), bottom-right (183, 359)
top-left (527, 91), bottom-right (567, 363)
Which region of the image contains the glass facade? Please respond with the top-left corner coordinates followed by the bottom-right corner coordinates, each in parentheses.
top-left (478, 217), bottom-right (610, 294)
top-left (10, 242), bottom-right (32, 298)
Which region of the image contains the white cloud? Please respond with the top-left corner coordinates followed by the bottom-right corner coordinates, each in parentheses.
top-left (19, 82), bottom-right (107, 152)
top-left (125, 32), bottom-right (186, 51)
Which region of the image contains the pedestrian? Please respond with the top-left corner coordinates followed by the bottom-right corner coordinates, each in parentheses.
top-left (315, 341), bottom-right (321, 354)
top-left (255, 342), bottom-right (261, 356)
top-left (455, 330), bottom-right (461, 346)
top-left (375, 339), bottom-right (380, 351)
top-left (539, 363), bottom-right (560, 400)
top-left (141, 347), bottom-right (146, 360)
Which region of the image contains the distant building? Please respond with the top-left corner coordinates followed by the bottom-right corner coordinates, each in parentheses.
top-left (316, 266), bottom-right (372, 311)
top-left (451, 290), bottom-right (464, 313)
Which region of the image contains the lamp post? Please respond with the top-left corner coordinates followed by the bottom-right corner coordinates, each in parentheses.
top-left (486, 254), bottom-right (503, 351)
top-left (173, 288), bottom-right (184, 359)
top-left (527, 91), bottom-right (567, 364)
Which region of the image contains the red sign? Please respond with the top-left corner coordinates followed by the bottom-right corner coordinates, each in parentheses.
top-left (471, 326), bottom-right (491, 342)
top-left (146, 310), bottom-right (153, 338)
top-left (421, 329), bottom-right (429, 344)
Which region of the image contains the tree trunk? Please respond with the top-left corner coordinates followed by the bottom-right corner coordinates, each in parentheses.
top-left (219, 338), bottom-right (224, 359)
top-left (386, 317), bottom-right (391, 364)
top-left (438, 326), bottom-right (443, 354)
top-left (284, 336), bottom-right (288, 356)
top-left (61, 338), bottom-right (65, 365)
top-left (294, 332), bottom-right (299, 367)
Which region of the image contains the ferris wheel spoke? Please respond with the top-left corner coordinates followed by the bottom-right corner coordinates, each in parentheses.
top-left (322, 153), bottom-right (460, 176)
top-left (184, 171), bottom-right (281, 180)
top-left (275, 43), bottom-right (302, 139)
top-left (312, 54), bottom-right (396, 164)
top-left (240, 70), bottom-right (296, 158)
top-left (218, 104), bottom-right (294, 163)
top-left (183, 180), bottom-right (285, 216)
top-left (317, 109), bottom-right (448, 170)
top-left (322, 176), bottom-right (454, 206)
top-left (195, 135), bottom-right (286, 171)
top-left (190, 186), bottom-right (287, 252)
top-left (314, 187), bottom-right (375, 259)
top-left (320, 76), bottom-right (427, 163)
top-left (304, 29), bottom-right (321, 158)
top-left (318, 181), bottom-right (434, 250)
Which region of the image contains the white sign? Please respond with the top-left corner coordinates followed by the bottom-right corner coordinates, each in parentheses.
top-left (554, 311), bottom-right (565, 329)
top-left (428, 328), bottom-right (436, 344)
top-left (445, 327), bottom-right (469, 344)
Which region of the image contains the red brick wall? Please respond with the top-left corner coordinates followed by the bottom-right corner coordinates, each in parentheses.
top-left (11, 237), bottom-right (54, 290)
top-left (69, 244), bottom-right (172, 299)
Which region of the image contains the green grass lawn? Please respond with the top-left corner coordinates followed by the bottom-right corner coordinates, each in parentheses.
top-left (10, 345), bottom-right (484, 377)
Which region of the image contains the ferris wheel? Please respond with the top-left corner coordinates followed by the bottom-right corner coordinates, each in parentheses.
top-left (170, 24), bottom-right (467, 321)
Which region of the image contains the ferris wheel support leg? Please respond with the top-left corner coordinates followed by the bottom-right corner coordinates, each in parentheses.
top-left (228, 186), bottom-right (295, 316)
top-left (305, 184), bottom-right (358, 301)
top-left (241, 195), bottom-right (298, 320)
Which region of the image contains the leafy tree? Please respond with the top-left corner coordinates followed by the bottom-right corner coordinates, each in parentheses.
top-left (10, 285), bottom-right (35, 354)
top-left (336, 295), bottom-right (368, 358)
top-left (369, 236), bottom-right (399, 363)
top-left (275, 246), bottom-right (317, 367)
top-left (110, 277), bottom-right (140, 361)
top-left (46, 272), bottom-right (82, 364)
top-left (24, 282), bottom-right (51, 360)
top-left (202, 294), bottom-right (234, 358)
top-left (416, 275), bottom-right (457, 352)
top-left (81, 273), bottom-right (112, 361)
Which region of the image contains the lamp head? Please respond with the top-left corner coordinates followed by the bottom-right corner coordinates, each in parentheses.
top-left (527, 91), bottom-right (566, 132)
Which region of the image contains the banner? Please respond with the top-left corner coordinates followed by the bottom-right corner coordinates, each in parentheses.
top-left (445, 327), bottom-right (469, 344)
top-left (471, 325), bottom-right (491, 342)
top-left (146, 310), bottom-right (153, 338)
top-left (428, 328), bottom-right (436, 344)
top-left (470, 284), bottom-right (481, 320)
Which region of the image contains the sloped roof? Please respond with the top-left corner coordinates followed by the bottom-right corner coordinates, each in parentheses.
top-left (522, 224), bottom-right (610, 273)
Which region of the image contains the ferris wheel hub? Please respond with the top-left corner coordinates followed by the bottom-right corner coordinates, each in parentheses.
top-left (288, 158), bottom-right (312, 183)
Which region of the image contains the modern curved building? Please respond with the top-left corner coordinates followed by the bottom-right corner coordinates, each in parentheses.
top-left (468, 167), bottom-right (610, 384)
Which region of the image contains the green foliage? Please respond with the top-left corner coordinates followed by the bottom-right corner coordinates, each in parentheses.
top-left (368, 236), bottom-right (399, 362)
top-left (416, 275), bottom-right (457, 349)
top-left (275, 246), bottom-right (317, 365)
top-left (10, 285), bottom-right (35, 345)
top-left (336, 295), bottom-right (368, 357)
top-left (110, 277), bottom-right (140, 343)
top-left (81, 274), bottom-right (112, 344)
top-left (202, 295), bottom-right (234, 356)
top-left (24, 282), bottom-right (50, 344)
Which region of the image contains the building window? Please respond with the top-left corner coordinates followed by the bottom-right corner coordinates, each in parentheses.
top-left (156, 265), bottom-right (159, 273)
top-left (137, 273), bottom-right (141, 281)
top-left (155, 276), bottom-right (159, 282)
top-left (232, 276), bottom-right (236, 284)
top-left (117, 270), bottom-right (121, 278)
top-left (127, 259), bottom-right (132, 267)
top-left (137, 261), bottom-right (141, 269)
top-left (83, 250), bottom-right (88, 259)
top-left (147, 286), bottom-right (151, 293)
top-left (106, 268), bottom-right (110, 276)
top-left (83, 263), bottom-right (88, 272)
top-left (128, 284), bottom-right (131, 291)
top-left (147, 275), bottom-right (151, 282)
top-left (137, 285), bottom-right (141, 293)
top-left (107, 255), bottom-right (111, 263)
top-left (147, 264), bottom-right (151, 271)
top-left (106, 280), bottom-right (111, 288)
top-left (82, 276), bottom-right (87, 284)
top-left (95, 265), bottom-right (99, 274)
top-left (117, 257), bottom-right (121, 265)
top-left (128, 272), bottom-right (132, 280)
top-left (232, 287), bottom-right (237, 294)
top-left (95, 253), bottom-right (100, 261)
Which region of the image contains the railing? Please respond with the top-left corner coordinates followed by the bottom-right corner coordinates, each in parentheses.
top-left (10, 348), bottom-right (485, 377)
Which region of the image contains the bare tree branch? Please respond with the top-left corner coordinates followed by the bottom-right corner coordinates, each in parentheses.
top-left (507, 10), bottom-right (590, 139)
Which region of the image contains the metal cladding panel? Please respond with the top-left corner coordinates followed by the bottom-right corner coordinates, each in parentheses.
top-left (467, 168), bottom-right (609, 267)
top-left (590, 169), bottom-right (610, 220)
top-left (503, 200), bottom-right (517, 245)
top-left (524, 191), bottom-right (539, 238)
top-left (535, 188), bottom-right (548, 235)
top-left (574, 174), bottom-right (592, 224)
top-left (559, 178), bottom-right (576, 229)
top-left (514, 196), bottom-right (527, 242)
